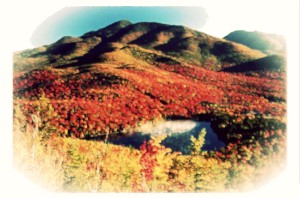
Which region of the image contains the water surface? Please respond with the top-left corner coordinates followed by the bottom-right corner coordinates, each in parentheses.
top-left (108, 120), bottom-right (225, 154)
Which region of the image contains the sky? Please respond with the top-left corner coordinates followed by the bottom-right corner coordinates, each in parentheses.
top-left (5, 0), bottom-right (293, 50)
top-left (0, 0), bottom-right (299, 198)
top-left (31, 7), bottom-right (208, 47)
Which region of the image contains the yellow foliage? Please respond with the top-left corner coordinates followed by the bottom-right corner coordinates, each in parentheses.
top-left (13, 103), bottom-right (286, 192)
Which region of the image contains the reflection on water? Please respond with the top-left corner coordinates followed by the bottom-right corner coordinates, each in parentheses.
top-left (107, 120), bottom-right (225, 154)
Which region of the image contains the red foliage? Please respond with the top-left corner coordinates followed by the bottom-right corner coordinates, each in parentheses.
top-left (139, 141), bottom-right (159, 181)
top-left (13, 64), bottom-right (286, 139)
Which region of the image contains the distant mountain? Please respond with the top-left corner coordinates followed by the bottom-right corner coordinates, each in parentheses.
top-left (224, 30), bottom-right (286, 55)
top-left (14, 20), bottom-right (265, 72)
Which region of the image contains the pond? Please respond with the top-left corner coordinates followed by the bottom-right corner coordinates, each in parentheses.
top-left (106, 120), bottom-right (226, 154)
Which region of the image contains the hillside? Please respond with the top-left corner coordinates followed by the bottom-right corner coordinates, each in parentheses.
top-left (14, 20), bottom-right (265, 72)
top-left (222, 55), bottom-right (286, 74)
top-left (13, 20), bottom-right (286, 138)
top-left (224, 30), bottom-right (286, 55)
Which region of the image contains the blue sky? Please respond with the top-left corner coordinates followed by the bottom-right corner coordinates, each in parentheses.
top-left (27, 1), bottom-right (292, 49)
top-left (32, 7), bottom-right (208, 47)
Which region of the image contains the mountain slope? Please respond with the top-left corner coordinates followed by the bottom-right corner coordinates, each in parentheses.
top-left (13, 60), bottom-right (286, 138)
top-left (14, 21), bottom-right (265, 72)
top-left (222, 55), bottom-right (285, 73)
top-left (224, 30), bottom-right (286, 55)
top-left (13, 20), bottom-right (286, 138)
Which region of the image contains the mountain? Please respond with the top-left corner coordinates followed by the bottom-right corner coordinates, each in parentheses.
top-left (14, 20), bottom-right (265, 72)
top-left (222, 55), bottom-right (286, 73)
top-left (13, 20), bottom-right (286, 139)
top-left (224, 30), bottom-right (286, 55)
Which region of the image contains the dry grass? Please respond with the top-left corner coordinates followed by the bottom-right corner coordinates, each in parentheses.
top-left (13, 111), bottom-right (143, 192)
top-left (13, 119), bottom-right (65, 191)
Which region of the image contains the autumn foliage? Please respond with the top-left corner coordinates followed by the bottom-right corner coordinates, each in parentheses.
top-left (13, 62), bottom-right (285, 138)
top-left (13, 61), bottom-right (286, 192)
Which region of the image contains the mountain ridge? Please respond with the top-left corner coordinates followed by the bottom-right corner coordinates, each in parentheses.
top-left (14, 20), bottom-right (266, 72)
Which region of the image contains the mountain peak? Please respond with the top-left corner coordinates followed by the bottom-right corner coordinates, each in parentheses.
top-left (15, 21), bottom-right (267, 72)
top-left (55, 36), bottom-right (83, 45)
top-left (109, 20), bottom-right (132, 27)
top-left (82, 20), bottom-right (132, 38)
